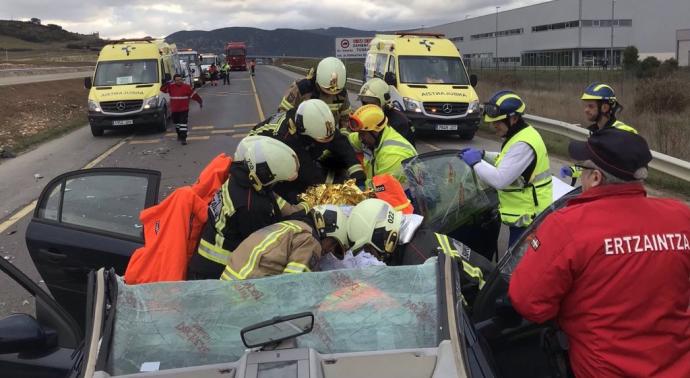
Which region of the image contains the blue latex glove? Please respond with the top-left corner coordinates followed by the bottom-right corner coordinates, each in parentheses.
top-left (460, 148), bottom-right (484, 167)
top-left (559, 166), bottom-right (573, 178)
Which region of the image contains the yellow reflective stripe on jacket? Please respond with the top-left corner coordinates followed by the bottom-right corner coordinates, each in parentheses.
top-left (494, 124), bottom-right (552, 227)
top-left (198, 238), bottom-right (232, 265)
top-left (275, 196), bottom-right (287, 210)
top-left (220, 266), bottom-right (241, 281)
top-left (434, 233), bottom-right (485, 289)
top-left (236, 222), bottom-right (302, 279)
top-left (279, 97), bottom-right (295, 111)
top-left (283, 261), bottom-right (311, 274)
top-left (612, 120), bottom-right (638, 134)
top-left (214, 181), bottom-right (236, 251)
top-left (393, 200), bottom-right (412, 211)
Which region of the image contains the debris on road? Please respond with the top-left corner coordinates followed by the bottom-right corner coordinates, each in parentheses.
top-left (34, 173), bottom-right (43, 180)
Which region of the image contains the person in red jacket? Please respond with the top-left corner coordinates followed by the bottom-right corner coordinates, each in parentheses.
top-left (508, 128), bottom-right (690, 378)
top-left (161, 74), bottom-right (202, 145)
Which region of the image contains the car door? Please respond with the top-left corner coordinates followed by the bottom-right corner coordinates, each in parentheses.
top-left (26, 168), bottom-right (160, 326)
top-left (0, 252), bottom-right (82, 378)
top-left (402, 150), bottom-right (500, 259)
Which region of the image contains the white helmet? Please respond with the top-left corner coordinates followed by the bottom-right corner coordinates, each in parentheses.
top-left (296, 99), bottom-right (336, 143)
top-left (358, 78), bottom-right (391, 107)
top-left (347, 198), bottom-right (402, 255)
top-left (243, 137), bottom-right (299, 191)
top-left (316, 57), bottom-right (346, 95)
top-left (312, 205), bottom-right (349, 249)
top-left (234, 135), bottom-right (269, 161)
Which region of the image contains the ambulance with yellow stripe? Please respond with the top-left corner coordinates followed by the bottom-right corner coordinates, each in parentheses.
top-left (365, 33), bottom-right (481, 139)
top-left (84, 38), bottom-right (178, 136)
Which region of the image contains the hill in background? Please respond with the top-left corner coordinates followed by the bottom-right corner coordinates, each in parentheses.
top-left (166, 27), bottom-right (377, 56)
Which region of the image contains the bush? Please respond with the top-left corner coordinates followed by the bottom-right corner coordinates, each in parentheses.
top-left (636, 56), bottom-right (661, 78)
top-left (633, 74), bottom-right (688, 114)
top-left (622, 46), bottom-right (639, 70)
top-left (658, 58), bottom-right (679, 78)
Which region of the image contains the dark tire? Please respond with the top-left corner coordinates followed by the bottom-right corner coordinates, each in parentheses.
top-left (458, 130), bottom-right (476, 140)
top-left (90, 123), bottom-right (104, 137)
top-left (156, 108), bottom-right (168, 132)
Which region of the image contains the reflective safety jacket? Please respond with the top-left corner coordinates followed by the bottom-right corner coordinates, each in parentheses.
top-left (161, 82), bottom-right (202, 112)
top-left (194, 163), bottom-right (309, 276)
top-left (385, 106), bottom-right (415, 146)
top-left (349, 126), bottom-right (418, 189)
top-left (509, 183), bottom-right (690, 378)
top-left (250, 111), bottom-right (364, 201)
top-left (372, 174), bottom-right (414, 214)
top-left (389, 226), bottom-right (494, 293)
top-left (125, 153), bottom-right (232, 283)
top-left (495, 123), bottom-right (552, 227)
top-left (220, 220), bottom-right (322, 281)
top-left (279, 77), bottom-right (352, 130)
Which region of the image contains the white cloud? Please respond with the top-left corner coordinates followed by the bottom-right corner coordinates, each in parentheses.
top-left (1, 0), bottom-right (549, 38)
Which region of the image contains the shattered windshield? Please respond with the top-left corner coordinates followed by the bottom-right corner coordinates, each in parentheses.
top-left (403, 151), bottom-right (496, 234)
top-left (399, 56), bottom-right (469, 85)
top-left (109, 262), bottom-right (440, 374)
top-left (94, 60), bottom-right (158, 86)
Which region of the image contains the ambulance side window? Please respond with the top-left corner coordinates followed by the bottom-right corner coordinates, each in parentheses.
top-left (374, 54), bottom-right (388, 79)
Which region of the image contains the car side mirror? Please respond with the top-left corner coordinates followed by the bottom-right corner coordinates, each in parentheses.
top-left (0, 314), bottom-right (57, 354)
top-left (84, 77), bottom-right (92, 89)
top-left (470, 74), bottom-right (478, 87)
top-left (384, 72), bottom-right (397, 87)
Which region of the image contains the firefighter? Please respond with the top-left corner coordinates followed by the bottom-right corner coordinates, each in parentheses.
top-left (160, 73), bottom-right (202, 145)
top-left (188, 136), bottom-right (309, 280)
top-left (458, 90), bottom-right (552, 246)
top-left (358, 78), bottom-right (415, 146)
top-left (279, 57), bottom-right (351, 130)
top-left (348, 104), bottom-right (417, 189)
top-left (250, 99), bottom-right (365, 202)
top-left (560, 83), bottom-right (638, 183)
top-left (347, 198), bottom-right (494, 303)
top-left (509, 128), bottom-right (690, 378)
top-left (220, 205), bottom-right (349, 280)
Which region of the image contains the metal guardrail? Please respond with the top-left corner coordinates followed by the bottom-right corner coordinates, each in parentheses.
top-left (281, 64), bottom-right (690, 182)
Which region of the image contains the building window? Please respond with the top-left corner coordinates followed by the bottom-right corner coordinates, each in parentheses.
top-left (471, 28), bottom-right (523, 40)
top-left (532, 20), bottom-right (579, 32)
top-left (449, 36), bottom-right (464, 42)
top-left (580, 19), bottom-right (632, 28)
top-left (521, 50), bottom-right (574, 66)
top-left (470, 32), bottom-right (494, 40)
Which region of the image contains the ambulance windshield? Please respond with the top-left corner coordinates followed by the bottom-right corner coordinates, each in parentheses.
top-left (94, 59), bottom-right (159, 86)
top-left (399, 56), bottom-right (469, 85)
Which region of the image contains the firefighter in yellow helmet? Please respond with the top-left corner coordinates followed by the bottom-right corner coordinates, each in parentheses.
top-left (219, 205), bottom-right (350, 281)
top-left (560, 83), bottom-right (638, 183)
top-left (358, 78), bottom-right (415, 146)
top-left (347, 198), bottom-right (494, 302)
top-left (279, 57), bottom-right (351, 131)
top-left (458, 90), bottom-right (552, 247)
top-left (348, 104), bottom-right (417, 189)
top-left (189, 136), bottom-right (309, 280)
top-left (251, 99), bottom-right (365, 202)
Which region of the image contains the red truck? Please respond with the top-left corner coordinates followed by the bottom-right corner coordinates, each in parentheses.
top-left (225, 41), bottom-right (247, 71)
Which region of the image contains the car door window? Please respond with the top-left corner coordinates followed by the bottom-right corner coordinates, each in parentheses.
top-left (375, 54), bottom-right (388, 78)
top-left (403, 151), bottom-right (497, 234)
top-left (34, 169), bottom-right (160, 239)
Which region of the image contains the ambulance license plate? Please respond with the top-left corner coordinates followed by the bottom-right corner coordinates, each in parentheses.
top-left (436, 124), bottom-right (458, 131)
top-left (113, 119), bottom-right (134, 126)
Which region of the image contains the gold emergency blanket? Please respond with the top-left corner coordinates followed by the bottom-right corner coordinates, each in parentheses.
top-left (299, 180), bottom-right (374, 208)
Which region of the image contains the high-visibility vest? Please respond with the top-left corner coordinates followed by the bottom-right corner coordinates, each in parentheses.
top-left (349, 126), bottom-right (417, 189)
top-left (611, 120), bottom-right (638, 134)
top-left (495, 125), bottom-right (553, 227)
top-left (373, 174), bottom-right (414, 214)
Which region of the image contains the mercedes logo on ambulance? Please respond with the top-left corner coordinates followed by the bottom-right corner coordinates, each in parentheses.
top-left (442, 104), bottom-right (453, 114)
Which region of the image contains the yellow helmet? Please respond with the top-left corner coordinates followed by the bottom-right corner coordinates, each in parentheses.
top-left (243, 137), bottom-right (299, 191)
top-left (349, 104), bottom-right (387, 133)
top-left (312, 205), bottom-right (350, 250)
top-left (358, 78), bottom-right (391, 106)
top-left (316, 57), bottom-right (346, 95)
top-left (347, 198), bottom-right (402, 255)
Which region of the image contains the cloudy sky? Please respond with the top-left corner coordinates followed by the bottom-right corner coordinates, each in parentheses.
top-left (3, 0), bottom-right (547, 39)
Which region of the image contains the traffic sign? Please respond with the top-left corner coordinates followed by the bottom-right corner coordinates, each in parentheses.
top-left (335, 37), bottom-right (373, 58)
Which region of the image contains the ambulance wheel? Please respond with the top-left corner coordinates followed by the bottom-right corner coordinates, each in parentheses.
top-left (458, 130), bottom-right (475, 140)
top-left (156, 107), bottom-right (168, 132)
top-left (90, 122), bottom-right (104, 137)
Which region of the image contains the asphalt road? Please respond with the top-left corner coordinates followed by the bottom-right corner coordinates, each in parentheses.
top-left (0, 65), bottom-right (569, 318)
top-left (0, 70), bottom-right (93, 86)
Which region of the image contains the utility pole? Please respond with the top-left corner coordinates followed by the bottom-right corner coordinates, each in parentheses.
top-left (610, 0), bottom-right (615, 67)
top-left (495, 6), bottom-right (500, 67)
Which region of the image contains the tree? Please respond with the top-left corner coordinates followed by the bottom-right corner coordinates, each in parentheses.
top-left (636, 56), bottom-right (661, 78)
top-left (622, 46), bottom-right (639, 70)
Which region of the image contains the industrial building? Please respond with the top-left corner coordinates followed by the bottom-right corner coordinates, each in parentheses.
top-left (426, 0), bottom-right (690, 67)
